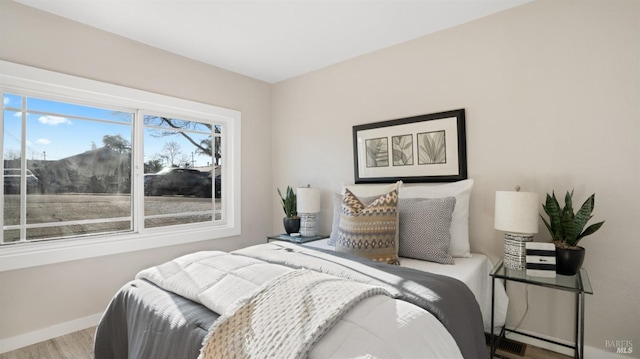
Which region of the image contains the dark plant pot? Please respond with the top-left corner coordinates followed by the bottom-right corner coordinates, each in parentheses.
top-left (283, 217), bottom-right (300, 234)
top-left (555, 246), bottom-right (585, 276)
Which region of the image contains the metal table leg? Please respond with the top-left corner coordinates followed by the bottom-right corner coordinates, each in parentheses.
top-left (579, 291), bottom-right (585, 359)
top-left (491, 275), bottom-right (496, 356)
top-left (575, 292), bottom-right (579, 359)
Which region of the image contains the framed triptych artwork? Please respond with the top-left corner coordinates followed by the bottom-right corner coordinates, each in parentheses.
top-left (352, 109), bottom-right (467, 183)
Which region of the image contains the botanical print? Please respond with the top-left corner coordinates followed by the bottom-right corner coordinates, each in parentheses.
top-left (392, 134), bottom-right (413, 166)
top-left (365, 137), bottom-right (389, 167)
top-left (418, 130), bottom-right (446, 164)
top-left (353, 109), bottom-right (465, 183)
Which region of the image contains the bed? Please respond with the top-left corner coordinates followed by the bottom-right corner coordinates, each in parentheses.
top-left (94, 179), bottom-right (509, 358)
top-left (304, 238), bottom-right (508, 335)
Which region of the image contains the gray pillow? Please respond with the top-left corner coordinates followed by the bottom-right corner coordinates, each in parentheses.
top-left (398, 197), bottom-right (456, 264)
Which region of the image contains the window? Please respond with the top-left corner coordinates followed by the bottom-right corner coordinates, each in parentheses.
top-left (0, 61), bottom-right (241, 271)
top-left (3, 94), bottom-right (135, 243)
top-left (143, 114), bottom-right (224, 228)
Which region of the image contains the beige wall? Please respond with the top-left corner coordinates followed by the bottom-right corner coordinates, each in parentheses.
top-left (272, 0), bottom-right (639, 356)
top-left (0, 0), bottom-right (272, 344)
top-left (1, 0), bottom-right (639, 356)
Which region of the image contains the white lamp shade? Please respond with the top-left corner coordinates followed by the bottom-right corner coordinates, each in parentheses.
top-left (297, 187), bottom-right (321, 213)
top-left (494, 191), bottom-right (539, 234)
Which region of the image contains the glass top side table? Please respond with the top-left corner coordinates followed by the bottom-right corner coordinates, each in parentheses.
top-left (490, 258), bottom-right (592, 294)
top-left (490, 258), bottom-right (593, 359)
top-left (267, 233), bottom-right (329, 244)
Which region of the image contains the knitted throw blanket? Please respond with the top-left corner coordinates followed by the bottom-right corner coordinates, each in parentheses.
top-left (198, 269), bottom-right (391, 359)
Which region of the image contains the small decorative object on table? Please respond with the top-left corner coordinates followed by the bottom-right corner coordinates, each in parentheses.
top-left (525, 242), bottom-right (556, 278)
top-left (278, 186), bottom-right (300, 234)
top-left (540, 190), bottom-right (605, 275)
top-left (297, 185), bottom-right (321, 237)
top-left (494, 187), bottom-right (539, 270)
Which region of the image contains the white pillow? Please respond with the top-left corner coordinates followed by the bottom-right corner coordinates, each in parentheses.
top-left (398, 179), bottom-right (473, 258)
top-left (341, 181), bottom-right (403, 196)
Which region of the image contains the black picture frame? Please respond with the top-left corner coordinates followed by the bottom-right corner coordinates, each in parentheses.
top-left (353, 109), bottom-right (467, 183)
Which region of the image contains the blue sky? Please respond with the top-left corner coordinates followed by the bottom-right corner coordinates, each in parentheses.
top-left (3, 94), bottom-right (214, 168)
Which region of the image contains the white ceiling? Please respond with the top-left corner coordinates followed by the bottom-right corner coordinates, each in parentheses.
top-left (16, 0), bottom-right (532, 83)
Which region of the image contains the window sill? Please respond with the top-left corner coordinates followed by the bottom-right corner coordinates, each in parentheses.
top-left (0, 224), bottom-right (240, 272)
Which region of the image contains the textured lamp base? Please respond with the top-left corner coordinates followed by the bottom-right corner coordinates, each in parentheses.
top-left (504, 233), bottom-right (533, 270)
top-left (299, 213), bottom-right (318, 237)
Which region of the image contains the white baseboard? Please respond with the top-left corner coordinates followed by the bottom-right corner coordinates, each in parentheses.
top-left (506, 328), bottom-right (629, 359)
top-left (0, 313), bottom-right (102, 354)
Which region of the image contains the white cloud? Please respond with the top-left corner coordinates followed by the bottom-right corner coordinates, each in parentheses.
top-left (38, 115), bottom-right (71, 126)
top-left (13, 111), bottom-right (22, 117)
top-left (35, 139), bottom-right (51, 145)
top-left (3, 97), bottom-right (9, 106)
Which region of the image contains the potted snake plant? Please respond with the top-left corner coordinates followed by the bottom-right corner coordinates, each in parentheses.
top-left (278, 186), bottom-right (300, 234)
top-left (540, 190), bottom-right (605, 275)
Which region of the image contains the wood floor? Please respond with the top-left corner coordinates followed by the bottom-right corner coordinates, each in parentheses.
top-left (1, 327), bottom-right (572, 359)
top-left (494, 346), bottom-right (572, 359)
top-left (0, 328), bottom-right (95, 359)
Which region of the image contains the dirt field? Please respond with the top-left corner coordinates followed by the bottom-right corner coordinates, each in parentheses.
top-left (2, 194), bottom-right (221, 242)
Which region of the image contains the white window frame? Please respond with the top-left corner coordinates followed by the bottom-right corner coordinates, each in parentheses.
top-left (0, 61), bottom-right (241, 272)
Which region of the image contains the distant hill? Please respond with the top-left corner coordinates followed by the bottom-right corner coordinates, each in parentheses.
top-left (6, 147), bottom-right (131, 194)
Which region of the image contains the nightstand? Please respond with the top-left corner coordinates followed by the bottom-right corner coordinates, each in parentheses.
top-left (490, 258), bottom-right (593, 359)
top-left (267, 233), bottom-right (329, 244)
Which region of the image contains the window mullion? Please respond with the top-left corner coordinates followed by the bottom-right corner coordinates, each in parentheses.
top-left (133, 109), bottom-right (144, 234)
top-left (19, 96), bottom-right (27, 242)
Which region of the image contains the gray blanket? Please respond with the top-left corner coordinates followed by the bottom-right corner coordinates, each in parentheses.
top-left (94, 242), bottom-right (488, 359)
top-left (94, 279), bottom-right (219, 359)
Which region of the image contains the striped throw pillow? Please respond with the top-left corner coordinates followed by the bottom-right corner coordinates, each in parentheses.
top-left (336, 188), bottom-right (399, 265)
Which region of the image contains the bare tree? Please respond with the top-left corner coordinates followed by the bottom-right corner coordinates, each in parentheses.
top-left (163, 141), bottom-right (182, 166)
top-left (4, 149), bottom-right (20, 160)
top-left (145, 117), bottom-right (221, 165)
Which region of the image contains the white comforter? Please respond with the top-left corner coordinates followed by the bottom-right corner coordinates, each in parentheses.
top-left (313, 296), bottom-right (463, 358)
top-left (304, 238), bottom-right (509, 333)
top-left (137, 250), bottom-right (463, 359)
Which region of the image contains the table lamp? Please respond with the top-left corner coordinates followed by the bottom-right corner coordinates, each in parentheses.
top-left (297, 186), bottom-right (321, 237)
top-left (494, 188), bottom-right (539, 270)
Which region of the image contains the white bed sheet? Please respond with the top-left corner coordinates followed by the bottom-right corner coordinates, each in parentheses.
top-left (303, 238), bottom-right (508, 332)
